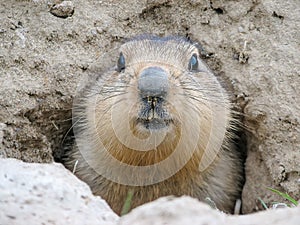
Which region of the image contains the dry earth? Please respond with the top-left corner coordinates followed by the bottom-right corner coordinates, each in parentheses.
top-left (0, 0), bottom-right (299, 219)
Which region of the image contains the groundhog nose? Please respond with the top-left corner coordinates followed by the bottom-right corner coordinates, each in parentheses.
top-left (138, 67), bottom-right (169, 98)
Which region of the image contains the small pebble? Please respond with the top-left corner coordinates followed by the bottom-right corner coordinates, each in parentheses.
top-left (272, 203), bottom-right (288, 209)
top-left (50, 1), bottom-right (75, 19)
top-left (238, 26), bottom-right (246, 33)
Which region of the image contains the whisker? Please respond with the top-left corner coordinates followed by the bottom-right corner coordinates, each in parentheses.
top-left (101, 92), bottom-right (128, 101)
top-left (180, 82), bottom-right (222, 94)
top-left (102, 84), bottom-right (132, 88)
top-left (177, 92), bottom-right (214, 106)
top-left (95, 96), bottom-right (128, 132)
top-left (179, 86), bottom-right (228, 105)
top-left (60, 115), bottom-right (85, 146)
top-left (55, 117), bottom-right (73, 123)
top-left (101, 90), bottom-right (127, 94)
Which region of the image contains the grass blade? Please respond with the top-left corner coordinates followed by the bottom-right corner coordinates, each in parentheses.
top-left (267, 187), bottom-right (298, 206)
top-left (121, 190), bottom-right (134, 216)
top-left (258, 197), bottom-right (268, 210)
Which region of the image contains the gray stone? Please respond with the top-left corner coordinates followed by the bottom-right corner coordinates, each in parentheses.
top-left (120, 196), bottom-right (300, 225)
top-left (0, 158), bottom-right (118, 225)
top-left (0, 158), bottom-right (299, 225)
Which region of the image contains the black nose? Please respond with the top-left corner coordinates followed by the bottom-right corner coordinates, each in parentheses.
top-left (138, 67), bottom-right (169, 98)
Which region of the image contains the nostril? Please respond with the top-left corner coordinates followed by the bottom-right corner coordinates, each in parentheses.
top-left (138, 67), bottom-right (169, 98)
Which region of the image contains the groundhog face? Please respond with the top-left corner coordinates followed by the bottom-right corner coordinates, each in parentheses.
top-left (110, 36), bottom-right (203, 136)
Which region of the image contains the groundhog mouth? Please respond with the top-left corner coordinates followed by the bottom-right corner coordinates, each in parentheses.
top-left (136, 96), bottom-right (173, 130)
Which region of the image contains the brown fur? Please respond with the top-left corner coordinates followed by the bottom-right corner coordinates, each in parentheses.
top-left (63, 36), bottom-right (243, 215)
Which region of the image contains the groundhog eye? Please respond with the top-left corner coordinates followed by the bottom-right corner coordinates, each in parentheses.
top-left (188, 54), bottom-right (198, 71)
top-left (117, 52), bottom-right (126, 72)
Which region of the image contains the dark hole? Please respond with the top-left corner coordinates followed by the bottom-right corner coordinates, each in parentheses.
top-left (214, 8), bottom-right (224, 14)
top-left (272, 11), bottom-right (284, 20)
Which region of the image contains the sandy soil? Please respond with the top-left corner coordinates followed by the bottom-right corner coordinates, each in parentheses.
top-left (0, 0), bottom-right (299, 213)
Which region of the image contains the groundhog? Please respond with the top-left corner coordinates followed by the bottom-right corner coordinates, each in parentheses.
top-left (62, 35), bottom-right (244, 215)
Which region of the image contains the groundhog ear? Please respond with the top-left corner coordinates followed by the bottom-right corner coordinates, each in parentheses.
top-left (117, 52), bottom-right (126, 72)
top-left (188, 53), bottom-right (199, 71)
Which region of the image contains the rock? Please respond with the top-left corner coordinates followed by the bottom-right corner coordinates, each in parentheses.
top-left (0, 158), bottom-right (118, 225)
top-left (120, 196), bottom-right (300, 225)
top-left (0, 158), bottom-right (299, 225)
top-left (50, 1), bottom-right (75, 18)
